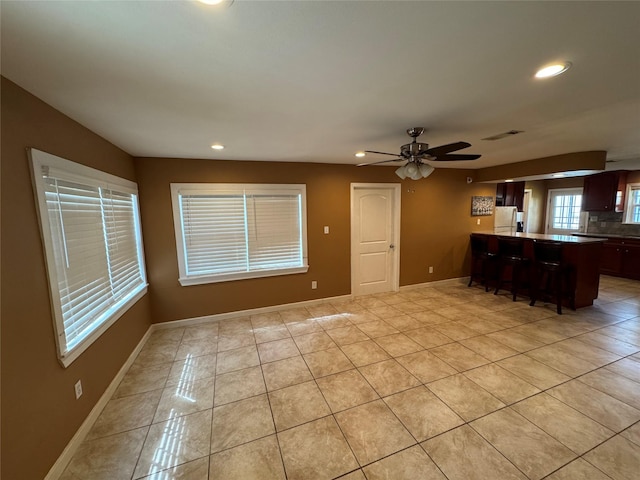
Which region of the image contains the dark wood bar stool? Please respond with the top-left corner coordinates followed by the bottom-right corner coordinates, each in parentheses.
top-left (468, 235), bottom-right (497, 291)
top-left (494, 237), bottom-right (529, 301)
top-left (529, 240), bottom-right (575, 314)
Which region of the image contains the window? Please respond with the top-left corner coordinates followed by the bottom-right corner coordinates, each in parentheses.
top-left (552, 193), bottom-right (582, 230)
top-left (171, 183), bottom-right (308, 285)
top-left (30, 149), bottom-right (147, 367)
top-left (546, 188), bottom-right (586, 234)
top-left (624, 183), bottom-right (640, 224)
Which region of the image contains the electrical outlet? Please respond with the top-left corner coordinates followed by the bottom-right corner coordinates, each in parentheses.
top-left (428, 266), bottom-right (434, 274)
top-left (323, 226), bottom-right (329, 234)
top-left (476, 218), bottom-right (481, 225)
top-left (74, 380), bottom-right (83, 399)
top-left (311, 280), bottom-right (317, 289)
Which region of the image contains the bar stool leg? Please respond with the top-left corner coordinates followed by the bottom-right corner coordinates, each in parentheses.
top-left (529, 266), bottom-right (537, 307)
top-left (556, 272), bottom-right (563, 315)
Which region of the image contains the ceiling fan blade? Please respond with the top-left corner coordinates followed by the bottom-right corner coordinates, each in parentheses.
top-left (431, 153), bottom-right (481, 161)
top-left (425, 141), bottom-right (471, 156)
top-left (357, 157), bottom-right (404, 167)
top-left (364, 150), bottom-right (402, 157)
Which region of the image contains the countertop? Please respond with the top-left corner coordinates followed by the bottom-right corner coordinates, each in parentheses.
top-left (473, 230), bottom-right (607, 244)
top-left (572, 233), bottom-right (640, 241)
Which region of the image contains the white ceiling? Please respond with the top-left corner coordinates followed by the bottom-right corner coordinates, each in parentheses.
top-left (2, 0), bottom-right (640, 170)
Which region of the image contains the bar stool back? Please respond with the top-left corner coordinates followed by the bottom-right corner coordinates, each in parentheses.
top-left (468, 235), bottom-right (496, 291)
top-left (529, 240), bottom-right (574, 314)
top-left (494, 237), bottom-right (528, 301)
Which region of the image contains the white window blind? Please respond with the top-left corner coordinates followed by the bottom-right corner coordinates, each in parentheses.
top-left (171, 184), bottom-right (308, 285)
top-left (30, 149), bottom-right (147, 367)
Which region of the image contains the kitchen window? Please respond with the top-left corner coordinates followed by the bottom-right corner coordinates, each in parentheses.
top-left (546, 188), bottom-right (586, 234)
top-left (623, 183), bottom-right (640, 224)
top-left (171, 183), bottom-right (308, 285)
top-left (29, 149), bottom-right (147, 367)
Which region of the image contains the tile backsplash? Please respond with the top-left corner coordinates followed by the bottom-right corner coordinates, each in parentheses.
top-left (587, 211), bottom-right (640, 236)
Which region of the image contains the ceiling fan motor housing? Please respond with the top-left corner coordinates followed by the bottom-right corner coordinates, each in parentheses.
top-left (401, 142), bottom-right (430, 158)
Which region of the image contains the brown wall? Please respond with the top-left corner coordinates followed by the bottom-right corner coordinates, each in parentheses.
top-left (135, 157), bottom-right (494, 323)
top-left (524, 180), bottom-right (546, 233)
top-left (475, 151), bottom-right (606, 182)
top-left (628, 170), bottom-right (640, 184)
top-left (0, 77), bottom-right (152, 480)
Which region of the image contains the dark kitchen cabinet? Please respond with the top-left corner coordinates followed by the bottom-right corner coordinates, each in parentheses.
top-left (495, 181), bottom-right (525, 211)
top-left (582, 171), bottom-right (627, 212)
top-left (599, 238), bottom-right (640, 280)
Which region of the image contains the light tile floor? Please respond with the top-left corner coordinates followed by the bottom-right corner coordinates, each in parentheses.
top-left (60, 276), bottom-right (640, 480)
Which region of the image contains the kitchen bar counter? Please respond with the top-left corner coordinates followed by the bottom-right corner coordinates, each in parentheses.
top-left (471, 232), bottom-right (606, 308)
top-left (572, 232), bottom-right (640, 241)
top-left (475, 230), bottom-right (607, 244)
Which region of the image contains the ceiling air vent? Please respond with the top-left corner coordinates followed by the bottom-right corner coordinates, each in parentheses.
top-left (482, 130), bottom-right (524, 141)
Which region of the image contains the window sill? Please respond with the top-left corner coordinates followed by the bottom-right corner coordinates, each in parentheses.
top-left (178, 265), bottom-right (309, 286)
top-left (58, 284), bottom-right (148, 367)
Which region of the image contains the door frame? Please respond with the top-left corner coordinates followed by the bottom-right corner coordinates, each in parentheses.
top-left (522, 188), bottom-right (532, 233)
top-left (350, 183), bottom-right (401, 296)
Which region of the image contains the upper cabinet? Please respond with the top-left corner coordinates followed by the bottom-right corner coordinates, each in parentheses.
top-left (582, 171), bottom-right (628, 212)
top-left (495, 181), bottom-right (525, 211)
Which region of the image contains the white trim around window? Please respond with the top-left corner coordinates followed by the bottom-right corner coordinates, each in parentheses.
top-left (623, 182), bottom-right (640, 224)
top-left (29, 149), bottom-right (148, 367)
top-left (171, 183), bottom-right (309, 286)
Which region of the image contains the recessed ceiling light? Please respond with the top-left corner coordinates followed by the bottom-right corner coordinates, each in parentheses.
top-left (535, 61), bottom-right (572, 78)
top-left (198, 0), bottom-right (234, 7)
top-left (355, 152), bottom-right (366, 158)
top-left (211, 144), bottom-right (224, 150)
top-left (505, 179), bottom-right (514, 183)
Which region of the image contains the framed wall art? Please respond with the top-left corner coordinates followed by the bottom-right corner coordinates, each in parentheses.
top-left (471, 195), bottom-right (494, 216)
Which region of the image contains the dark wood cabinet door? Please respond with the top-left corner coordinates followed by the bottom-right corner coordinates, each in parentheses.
top-left (582, 171), bottom-right (627, 212)
top-left (496, 183), bottom-right (506, 206)
top-left (496, 181), bottom-right (525, 210)
top-left (599, 242), bottom-right (622, 275)
top-left (621, 244), bottom-right (640, 280)
top-left (505, 182), bottom-right (525, 211)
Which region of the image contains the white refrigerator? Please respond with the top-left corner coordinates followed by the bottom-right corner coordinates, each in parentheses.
top-left (494, 206), bottom-right (517, 233)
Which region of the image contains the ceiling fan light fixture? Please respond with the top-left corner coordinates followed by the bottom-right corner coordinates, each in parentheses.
top-left (395, 161), bottom-right (434, 180)
top-left (535, 61), bottom-right (572, 78)
top-left (405, 162), bottom-right (419, 177)
top-left (211, 144), bottom-right (224, 150)
top-left (409, 170), bottom-right (423, 181)
top-left (419, 164), bottom-right (435, 178)
top-left (355, 152), bottom-right (366, 158)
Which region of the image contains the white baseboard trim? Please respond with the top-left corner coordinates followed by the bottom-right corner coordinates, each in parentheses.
top-left (152, 293), bottom-right (354, 330)
top-left (44, 327), bottom-right (154, 480)
top-left (400, 277), bottom-right (468, 291)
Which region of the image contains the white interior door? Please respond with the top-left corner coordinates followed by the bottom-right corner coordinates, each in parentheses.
top-left (351, 184), bottom-right (400, 296)
top-left (546, 188), bottom-right (587, 234)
